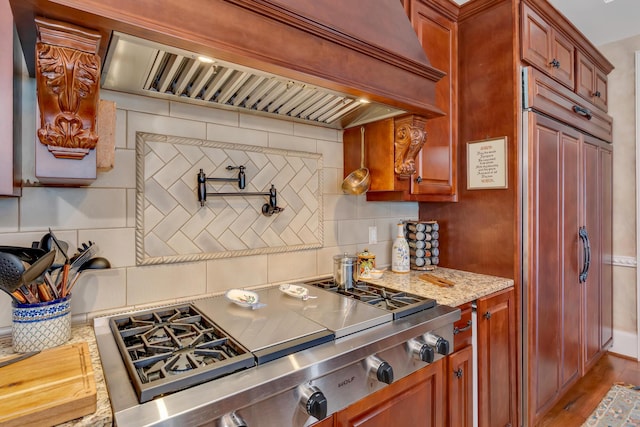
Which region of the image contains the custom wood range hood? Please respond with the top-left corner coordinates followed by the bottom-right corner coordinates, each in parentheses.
top-left (10, 0), bottom-right (446, 129)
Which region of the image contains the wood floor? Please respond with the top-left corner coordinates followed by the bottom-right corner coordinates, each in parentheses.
top-left (537, 352), bottom-right (640, 426)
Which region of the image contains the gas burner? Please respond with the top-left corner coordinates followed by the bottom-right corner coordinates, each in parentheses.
top-left (305, 278), bottom-right (436, 319)
top-left (110, 304), bottom-right (255, 403)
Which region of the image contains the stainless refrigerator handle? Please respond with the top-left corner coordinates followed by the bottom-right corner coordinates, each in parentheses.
top-left (579, 226), bottom-right (591, 283)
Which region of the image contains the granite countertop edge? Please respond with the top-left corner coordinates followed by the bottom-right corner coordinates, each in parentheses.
top-left (362, 266), bottom-right (515, 307)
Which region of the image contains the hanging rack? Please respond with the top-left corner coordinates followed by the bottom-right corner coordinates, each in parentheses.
top-left (197, 168), bottom-right (284, 216)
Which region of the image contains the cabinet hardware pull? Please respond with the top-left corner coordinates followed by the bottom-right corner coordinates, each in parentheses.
top-left (572, 105), bottom-right (592, 120)
top-left (592, 90), bottom-right (601, 98)
top-left (484, 311), bottom-right (491, 320)
top-left (579, 226), bottom-right (591, 283)
top-left (415, 176), bottom-right (423, 183)
top-left (549, 58), bottom-right (560, 68)
top-left (454, 368), bottom-right (463, 378)
top-left (453, 320), bottom-right (472, 335)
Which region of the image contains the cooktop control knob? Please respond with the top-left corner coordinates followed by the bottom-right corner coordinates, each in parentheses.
top-left (424, 332), bottom-right (450, 355)
top-left (408, 338), bottom-right (435, 363)
top-left (297, 383), bottom-right (328, 420)
top-left (366, 355), bottom-right (394, 384)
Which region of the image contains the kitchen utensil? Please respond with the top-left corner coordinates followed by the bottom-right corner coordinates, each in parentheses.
top-left (62, 243), bottom-right (99, 297)
top-left (66, 256), bottom-right (111, 294)
top-left (0, 246), bottom-right (46, 264)
top-left (0, 252), bottom-right (26, 296)
top-left (341, 127), bottom-right (370, 195)
top-left (419, 273), bottom-right (455, 288)
top-left (41, 231), bottom-right (70, 268)
top-left (21, 249), bottom-right (55, 285)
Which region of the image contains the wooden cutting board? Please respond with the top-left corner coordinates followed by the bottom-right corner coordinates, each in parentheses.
top-left (0, 342), bottom-right (96, 427)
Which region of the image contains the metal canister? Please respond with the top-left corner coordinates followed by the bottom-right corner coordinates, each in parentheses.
top-left (333, 253), bottom-right (358, 290)
top-left (357, 248), bottom-right (376, 277)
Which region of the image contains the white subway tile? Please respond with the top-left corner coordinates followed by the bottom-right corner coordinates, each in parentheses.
top-left (70, 268), bottom-right (127, 314)
top-left (127, 189), bottom-right (136, 228)
top-left (317, 139), bottom-right (343, 168)
top-left (357, 198), bottom-right (392, 219)
top-left (102, 90), bottom-right (170, 116)
top-left (78, 228), bottom-right (136, 268)
top-left (171, 101), bottom-right (239, 126)
top-left (206, 123), bottom-right (268, 147)
top-left (20, 187), bottom-right (127, 231)
top-left (0, 198), bottom-right (19, 232)
top-left (126, 262), bottom-right (206, 305)
top-left (267, 250), bottom-right (317, 283)
top-left (338, 218), bottom-right (374, 245)
top-left (323, 168), bottom-right (340, 195)
top-left (294, 123), bottom-right (340, 142)
top-left (240, 113), bottom-right (293, 135)
top-left (128, 111), bottom-right (206, 149)
top-left (91, 149), bottom-right (136, 189)
top-left (206, 255), bottom-right (268, 292)
top-left (323, 221), bottom-right (339, 247)
top-left (323, 194), bottom-right (358, 221)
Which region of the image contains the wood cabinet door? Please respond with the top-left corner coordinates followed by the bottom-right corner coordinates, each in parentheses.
top-left (447, 345), bottom-right (473, 427)
top-left (576, 51), bottom-right (608, 112)
top-left (526, 112), bottom-right (581, 425)
top-left (476, 287), bottom-right (516, 427)
top-left (582, 136), bottom-right (613, 373)
top-left (550, 28), bottom-right (574, 89)
top-left (521, 3), bottom-right (574, 89)
top-left (334, 360), bottom-right (444, 427)
top-left (409, 0), bottom-right (457, 200)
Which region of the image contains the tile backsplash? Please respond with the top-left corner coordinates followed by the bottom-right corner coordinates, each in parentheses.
top-left (136, 132), bottom-right (323, 264)
top-left (0, 77), bottom-right (418, 331)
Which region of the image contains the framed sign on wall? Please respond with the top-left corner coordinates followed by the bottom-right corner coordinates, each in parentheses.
top-left (467, 137), bottom-right (508, 190)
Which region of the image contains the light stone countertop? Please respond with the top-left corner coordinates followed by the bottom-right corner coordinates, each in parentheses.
top-left (0, 324), bottom-right (112, 427)
top-left (362, 267), bottom-right (514, 307)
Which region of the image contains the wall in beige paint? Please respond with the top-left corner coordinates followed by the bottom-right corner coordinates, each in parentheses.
top-left (600, 35), bottom-right (640, 337)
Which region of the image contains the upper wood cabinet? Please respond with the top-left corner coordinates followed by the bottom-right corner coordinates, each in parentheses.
top-left (521, 2), bottom-right (574, 89)
top-left (344, 0), bottom-right (458, 202)
top-left (576, 50), bottom-right (608, 111)
top-left (521, 0), bottom-right (612, 113)
top-left (407, 0), bottom-right (458, 200)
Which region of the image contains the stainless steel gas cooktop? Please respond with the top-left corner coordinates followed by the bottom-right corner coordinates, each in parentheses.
top-left (95, 280), bottom-right (459, 426)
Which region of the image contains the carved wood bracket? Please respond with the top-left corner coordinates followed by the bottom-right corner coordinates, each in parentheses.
top-left (394, 115), bottom-right (427, 177)
top-left (35, 18), bottom-right (101, 160)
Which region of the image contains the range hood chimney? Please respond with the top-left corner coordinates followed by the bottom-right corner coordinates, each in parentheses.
top-left (11, 0), bottom-right (445, 128)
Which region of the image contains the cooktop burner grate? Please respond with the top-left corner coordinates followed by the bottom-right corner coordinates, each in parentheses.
top-left (305, 278), bottom-right (436, 319)
top-left (110, 304), bottom-right (255, 403)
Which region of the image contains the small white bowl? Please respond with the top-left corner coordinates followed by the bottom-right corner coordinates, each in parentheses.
top-left (368, 269), bottom-right (385, 279)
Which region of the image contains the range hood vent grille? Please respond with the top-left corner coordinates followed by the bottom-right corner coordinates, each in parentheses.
top-left (101, 33), bottom-right (405, 128)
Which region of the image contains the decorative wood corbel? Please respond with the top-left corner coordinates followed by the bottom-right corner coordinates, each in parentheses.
top-left (394, 115), bottom-right (428, 177)
top-left (35, 18), bottom-right (101, 160)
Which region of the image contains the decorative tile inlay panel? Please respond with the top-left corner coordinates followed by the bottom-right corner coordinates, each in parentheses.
top-left (136, 132), bottom-right (323, 265)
